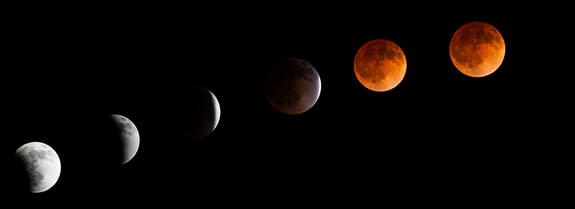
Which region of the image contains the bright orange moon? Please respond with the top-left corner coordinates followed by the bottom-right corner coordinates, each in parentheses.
top-left (354, 39), bottom-right (407, 92)
top-left (450, 21), bottom-right (505, 78)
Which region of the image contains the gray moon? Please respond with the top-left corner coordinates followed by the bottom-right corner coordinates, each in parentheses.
top-left (15, 142), bottom-right (61, 193)
top-left (111, 114), bottom-right (140, 164)
top-left (184, 88), bottom-right (221, 140)
top-left (265, 58), bottom-right (321, 115)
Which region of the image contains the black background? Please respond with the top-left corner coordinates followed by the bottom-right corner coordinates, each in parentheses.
top-left (0, 4), bottom-right (570, 207)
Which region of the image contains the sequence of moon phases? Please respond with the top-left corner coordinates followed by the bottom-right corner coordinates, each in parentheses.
top-left (9, 21), bottom-right (507, 194)
top-left (354, 39), bottom-right (407, 92)
top-left (265, 58), bottom-right (321, 115)
top-left (183, 88), bottom-right (221, 140)
top-left (450, 21), bottom-right (505, 78)
top-left (15, 142), bottom-right (61, 193)
top-left (111, 114), bottom-right (140, 164)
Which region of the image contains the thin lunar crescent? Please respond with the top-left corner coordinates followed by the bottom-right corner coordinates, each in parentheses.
top-left (15, 141), bottom-right (61, 193)
top-left (183, 88), bottom-right (221, 140)
top-left (209, 90), bottom-right (221, 132)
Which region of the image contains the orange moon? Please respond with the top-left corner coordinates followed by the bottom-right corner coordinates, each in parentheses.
top-left (354, 39), bottom-right (407, 92)
top-left (450, 21), bottom-right (505, 78)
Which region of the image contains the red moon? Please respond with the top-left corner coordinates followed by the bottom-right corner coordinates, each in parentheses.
top-left (450, 21), bottom-right (505, 78)
top-left (354, 39), bottom-right (407, 92)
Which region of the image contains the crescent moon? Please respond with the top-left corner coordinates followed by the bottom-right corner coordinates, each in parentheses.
top-left (209, 90), bottom-right (221, 132)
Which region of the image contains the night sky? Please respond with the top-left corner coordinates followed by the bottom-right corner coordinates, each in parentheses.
top-left (0, 5), bottom-right (569, 207)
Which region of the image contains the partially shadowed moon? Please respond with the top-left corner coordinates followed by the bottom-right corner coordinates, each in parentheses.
top-left (265, 58), bottom-right (321, 115)
top-left (15, 142), bottom-right (61, 193)
top-left (450, 21), bottom-right (505, 77)
top-left (111, 114), bottom-right (140, 164)
top-left (354, 39), bottom-right (407, 92)
top-left (182, 88), bottom-right (221, 140)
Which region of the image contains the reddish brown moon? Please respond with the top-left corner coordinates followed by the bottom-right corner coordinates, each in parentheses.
top-left (450, 21), bottom-right (505, 78)
top-left (354, 39), bottom-right (407, 92)
top-left (265, 58), bottom-right (321, 115)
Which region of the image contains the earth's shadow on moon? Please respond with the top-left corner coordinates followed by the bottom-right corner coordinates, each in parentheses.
top-left (39, 115), bottom-right (128, 193)
top-left (265, 57), bottom-right (321, 115)
top-left (159, 86), bottom-right (220, 141)
top-left (7, 154), bottom-right (32, 195)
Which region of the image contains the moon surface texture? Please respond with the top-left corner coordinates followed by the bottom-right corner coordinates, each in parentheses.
top-left (184, 88), bottom-right (221, 140)
top-left (265, 58), bottom-right (321, 115)
top-left (450, 21), bottom-right (505, 78)
top-left (111, 114), bottom-right (140, 164)
top-left (354, 39), bottom-right (407, 92)
top-left (15, 142), bottom-right (61, 193)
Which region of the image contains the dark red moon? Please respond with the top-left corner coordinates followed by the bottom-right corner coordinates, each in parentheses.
top-left (265, 58), bottom-right (321, 115)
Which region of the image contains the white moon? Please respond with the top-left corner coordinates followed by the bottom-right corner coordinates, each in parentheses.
top-left (111, 114), bottom-right (140, 164)
top-left (15, 142), bottom-right (61, 193)
top-left (209, 90), bottom-right (221, 132)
